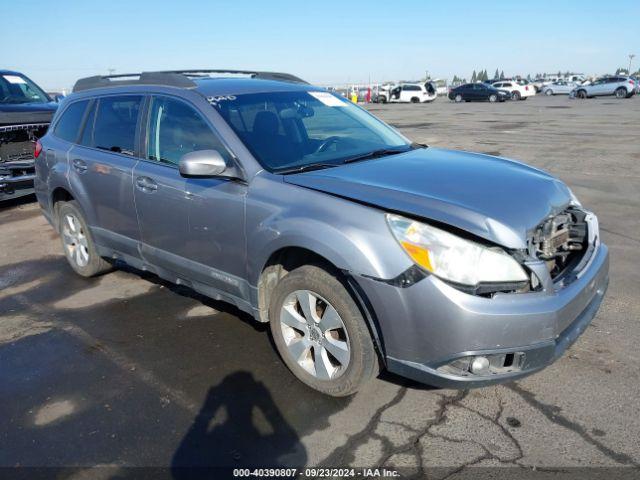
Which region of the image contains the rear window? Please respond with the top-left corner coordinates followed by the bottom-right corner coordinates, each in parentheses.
top-left (92, 95), bottom-right (142, 156)
top-left (54, 100), bottom-right (89, 143)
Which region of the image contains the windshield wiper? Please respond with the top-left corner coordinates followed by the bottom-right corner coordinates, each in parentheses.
top-left (342, 146), bottom-right (412, 164)
top-left (277, 163), bottom-right (340, 175)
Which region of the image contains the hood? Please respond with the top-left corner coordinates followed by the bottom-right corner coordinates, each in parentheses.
top-left (284, 148), bottom-right (572, 249)
top-left (0, 102), bottom-right (58, 127)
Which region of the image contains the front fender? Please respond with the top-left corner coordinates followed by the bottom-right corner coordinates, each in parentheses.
top-left (245, 174), bottom-right (412, 287)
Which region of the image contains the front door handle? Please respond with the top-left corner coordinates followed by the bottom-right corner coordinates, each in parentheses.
top-left (72, 159), bottom-right (88, 174)
top-left (135, 176), bottom-right (158, 193)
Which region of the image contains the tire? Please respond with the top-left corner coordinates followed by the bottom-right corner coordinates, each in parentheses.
top-left (511, 91), bottom-right (521, 101)
top-left (379, 96), bottom-right (387, 104)
top-left (454, 94), bottom-right (463, 103)
top-left (269, 265), bottom-right (378, 396)
top-left (410, 97), bottom-right (420, 103)
top-left (57, 201), bottom-right (112, 277)
top-left (577, 90), bottom-right (587, 99)
top-left (615, 87), bottom-right (627, 99)
top-left (545, 89), bottom-right (554, 96)
top-left (489, 94), bottom-right (498, 103)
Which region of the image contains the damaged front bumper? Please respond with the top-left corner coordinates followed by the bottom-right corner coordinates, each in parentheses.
top-left (356, 239), bottom-right (609, 389)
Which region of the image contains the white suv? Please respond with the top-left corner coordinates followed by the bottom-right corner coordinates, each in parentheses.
top-left (378, 82), bottom-right (437, 103)
top-left (492, 80), bottom-right (535, 100)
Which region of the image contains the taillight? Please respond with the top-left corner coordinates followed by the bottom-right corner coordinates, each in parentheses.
top-left (525, 86), bottom-right (529, 90)
top-left (630, 79), bottom-right (635, 85)
top-left (34, 139), bottom-right (43, 159)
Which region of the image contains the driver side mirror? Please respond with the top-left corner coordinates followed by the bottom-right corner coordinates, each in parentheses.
top-left (178, 150), bottom-right (227, 178)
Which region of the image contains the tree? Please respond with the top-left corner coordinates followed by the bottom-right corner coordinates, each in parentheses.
top-left (494, 68), bottom-right (500, 79)
top-left (471, 70), bottom-right (477, 83)
top-left (500, 70), bottom-right (505, 79)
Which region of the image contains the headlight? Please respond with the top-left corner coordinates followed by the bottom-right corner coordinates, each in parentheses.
top-left (386, 214), bottom-right (528, 287)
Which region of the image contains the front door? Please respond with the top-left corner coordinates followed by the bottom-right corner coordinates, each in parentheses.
top-left (134, 94), bottom-right (246, 296)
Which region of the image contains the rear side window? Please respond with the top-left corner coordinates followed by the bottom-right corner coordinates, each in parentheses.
top-left (92, 95), bottom-right (142, 156)
top-left (54, 100), bottom-right (89, 143)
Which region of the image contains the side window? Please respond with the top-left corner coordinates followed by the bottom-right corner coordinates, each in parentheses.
top-left (93, 95), bottom-right (142, 156)
top-left (79, 101), bottom-right (97, 147)
top-left (147, 96), bottom-right (228, 166)
top-left (54, 100), bottom-right (89, 143)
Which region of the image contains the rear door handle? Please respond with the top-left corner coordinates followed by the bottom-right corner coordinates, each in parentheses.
top-left (72, 159), bottom-right (88, 174)
top-left (135, 176), bottom-right (158, 193)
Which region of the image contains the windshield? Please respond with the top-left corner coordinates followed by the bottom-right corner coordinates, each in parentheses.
top-left (211, 90), bottom-right (410, 173)
top-left (0, 73), bottom-right (50, 104)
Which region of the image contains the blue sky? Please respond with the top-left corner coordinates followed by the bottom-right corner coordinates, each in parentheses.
top-left (3, 0), bottom-right (639, 90)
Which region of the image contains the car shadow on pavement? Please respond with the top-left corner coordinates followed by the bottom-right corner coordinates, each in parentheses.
top-left (171, 371), bottom-right (306, 478)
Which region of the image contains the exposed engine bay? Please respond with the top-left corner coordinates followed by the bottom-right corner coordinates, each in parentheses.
top-left (529, 208), bottom-right (589, 280)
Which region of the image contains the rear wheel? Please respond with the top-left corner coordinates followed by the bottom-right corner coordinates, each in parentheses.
top-left (615, 87), bottom-right (627, 99)
top-left (511, 91), bottom-right (521, 101)
top-left (545, 89), bottom-right (554, 96)
top-left (410, 97), bottom-right (420, 103)
top-left (454, 94), bottom-right (463, 103)
top-left (269, 265), bottom-right (378, 396)
top-left (57, 201), bottom-right (112, 277)
top-left (489, 94), bottom-right (498, 103)
top-left (577, 89), bottom-right (587, 99)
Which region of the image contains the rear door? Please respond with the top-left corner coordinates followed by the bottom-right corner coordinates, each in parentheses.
top-left (68, 95), bottom-right (143, 257)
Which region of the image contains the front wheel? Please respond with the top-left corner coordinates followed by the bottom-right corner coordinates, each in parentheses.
top-left (489, 94), bottom-right (498, 103)
top-left (57, 201), bottom-right (112, 277)
top-left (454, 94), bottom-right (463, 103)
top-left (545, 89), bottom-right (554, 96)
top-left (577, 90), bottom-right (587, 99)
top-left (269, 265), bottom-right (378, 396)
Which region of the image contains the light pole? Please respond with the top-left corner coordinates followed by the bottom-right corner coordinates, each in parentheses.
top-left (629, 54), bottom-right (636, 75)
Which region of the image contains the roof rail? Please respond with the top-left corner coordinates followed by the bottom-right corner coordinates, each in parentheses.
top-left (72, 69), bottom-right (308, 93)
top-left (159, 70), bottom-right (309, 84)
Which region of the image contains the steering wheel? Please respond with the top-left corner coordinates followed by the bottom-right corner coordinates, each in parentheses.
top-left (315, 136), bottom-right (342, 154)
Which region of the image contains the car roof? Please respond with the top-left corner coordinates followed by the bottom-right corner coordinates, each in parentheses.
top-left (0, 69), bottom-right (25, 76)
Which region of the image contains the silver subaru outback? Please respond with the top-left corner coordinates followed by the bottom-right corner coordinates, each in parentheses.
top-left (35, 70), bottom-right (609, 396)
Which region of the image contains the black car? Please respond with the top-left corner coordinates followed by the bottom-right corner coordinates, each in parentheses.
top-left (448, 83), bottom-right (509, 103)
top-left (0, 70), bottom-right (58, 201)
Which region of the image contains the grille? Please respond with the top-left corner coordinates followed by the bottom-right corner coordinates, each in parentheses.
top-left (529, 208), bottom-right (588, 280)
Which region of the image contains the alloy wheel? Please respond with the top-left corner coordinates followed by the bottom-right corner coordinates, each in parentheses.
top-left (279, 290), bottom-right (351, 380)
top-left (62, 213), bottom-right (90, 267)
